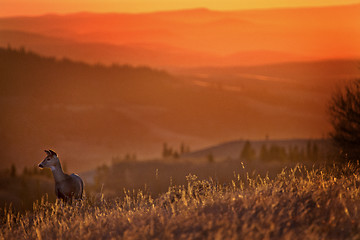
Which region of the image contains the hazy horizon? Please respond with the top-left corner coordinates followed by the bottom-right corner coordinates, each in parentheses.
top-left (1, 2), bottom-right (360, 238)
top-left (1, 0), bottom-right (359, 171)
top-left (1, 1), bottom-right (360, 17)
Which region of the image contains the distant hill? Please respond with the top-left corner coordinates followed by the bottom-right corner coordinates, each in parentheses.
top-left (0, 47), bottom-right (359, 172)
top-left (0, 47), bottom-right (183, 171)
top-left (183, 138), bottom-right (330, 160)
top-left (0, 4), bottom-right (359, 68)
top-left (0, 30), bottom-right (312, 68)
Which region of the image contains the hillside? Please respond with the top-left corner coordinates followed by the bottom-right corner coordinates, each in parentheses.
top-left (183, 138), bottom-right (330, 160)
top-left (0, 30), bottom-right (310, 68)
top-left (2, 163), bottom-right (360, 239)
top-left (1, 47), bottom-right (358, 171)
top-left (0, 4), bottom-right (359, 68)
top-left (0, 47), bottom-right (184, 170)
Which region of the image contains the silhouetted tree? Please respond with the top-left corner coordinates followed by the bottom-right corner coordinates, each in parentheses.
top-left (180, 143), bottom-right (186, 154)
top-left (10, 164), bottom-right (16, 177)
top-left (312, 143), bottom-right (319, 161)
top-left (288, 146), bottom-right (299, 162)
top-left (95, 164), bottom-right (109, 190)
top-left (162, 143), bottom-right (173, 158)
top-left (240, 141), bottom-right (256, 162)
top-left (329, 79), bottom-right (360, 162)
top-left (179, 143), bottom-right (191, 155)
top-left (207, 153), bottom-right (215, 163)
top-left (299, 149), bottom-right (306, 162)
top-left (163, 142), bottom-right (190, 158)
top-left (259, 144), bottom-right (269, 161)
top-left (268, 145), bottom-right (287, 162)
top-left (306, 141), bottom-right (312, 160)
top-left (23, 166), bottom-right (28, 176)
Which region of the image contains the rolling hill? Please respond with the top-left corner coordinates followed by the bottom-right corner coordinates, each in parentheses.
top-left (0, 47), bottom-right (359, 171)
top-left (183, 138), bottom-right (330, 160)
top-left (0, 4), bottom-right (359, 68)
top-left (0, 30), bottom-right (313, 68)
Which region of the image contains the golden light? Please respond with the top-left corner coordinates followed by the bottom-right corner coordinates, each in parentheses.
top-left (1, 0), bottom-right (360, 16)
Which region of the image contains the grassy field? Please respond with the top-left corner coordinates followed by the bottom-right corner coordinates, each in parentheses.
top-left (1, 162), bottom-right (359, 239)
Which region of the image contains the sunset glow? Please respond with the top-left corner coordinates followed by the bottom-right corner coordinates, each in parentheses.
top-left (2, 0), bottom-right (360, 237)
top-left (1, 0), bottom-right (360, 16)
top-left (0, 0), bottom-right (360, 172)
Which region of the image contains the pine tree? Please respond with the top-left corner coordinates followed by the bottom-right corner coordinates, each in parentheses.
top-left (240, 141), bottom-right (256, 162)
top-left (306, 141), bottom-right (312, 160)
top-left (259, 144), bottom-right (268, 161)
top-left (10, 164), bottom-right (16, 177)
top-left (312, 143), bottom-right (319, 161)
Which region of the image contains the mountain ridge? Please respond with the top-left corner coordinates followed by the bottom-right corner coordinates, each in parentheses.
top-left (0, 47), bottom-right (358, 171)
top-left (0, 30), bottom-right (323, 68)
top-left (2, 3), bottom-right (360, 19)
top-left (183, 138), bottom-right (330, 160)
top-left (1, 4), bottom-right (358, 63)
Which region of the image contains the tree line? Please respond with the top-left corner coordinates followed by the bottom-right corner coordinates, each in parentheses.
top-left (240, 140), bottom-right (320, 162)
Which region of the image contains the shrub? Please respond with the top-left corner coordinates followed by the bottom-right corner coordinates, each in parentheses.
top-left (329, 79), bottom-right (360, 162)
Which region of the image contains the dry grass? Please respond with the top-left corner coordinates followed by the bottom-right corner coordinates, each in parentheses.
top-left (1, 162), bottom-right (360, 240)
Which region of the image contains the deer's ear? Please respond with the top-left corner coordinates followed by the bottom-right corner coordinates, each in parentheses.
top-left (44, 150), bottom-right (51, 155)
top-left (49, 150), bottom-right (57, 156)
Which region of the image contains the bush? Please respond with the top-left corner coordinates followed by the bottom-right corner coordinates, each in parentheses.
top-left (329, 79), bottom-right (360, 162)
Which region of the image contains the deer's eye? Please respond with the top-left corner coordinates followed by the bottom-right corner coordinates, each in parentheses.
top-left (46, 158), bottom-right (51, 161)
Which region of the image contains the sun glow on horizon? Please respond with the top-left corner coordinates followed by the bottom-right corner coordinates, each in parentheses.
top-left (1, 0), bottom-right (360, 17)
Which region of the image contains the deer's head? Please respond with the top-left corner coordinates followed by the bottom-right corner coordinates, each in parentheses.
top-left (39, 150), bottom-right (59, 170)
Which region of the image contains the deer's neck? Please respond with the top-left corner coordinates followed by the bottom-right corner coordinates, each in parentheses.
top-left (51, 163), bottom-right (67, 183)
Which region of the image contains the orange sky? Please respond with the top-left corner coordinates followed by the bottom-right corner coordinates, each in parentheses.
top-left (1, 0), bottom-right (360, 16)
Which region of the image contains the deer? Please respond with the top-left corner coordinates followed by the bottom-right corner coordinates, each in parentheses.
top-left (38, 150), bottom-right (84, 202)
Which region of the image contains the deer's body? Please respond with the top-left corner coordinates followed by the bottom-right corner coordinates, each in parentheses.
top-left (39, 150), bottom-right (83, 201)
